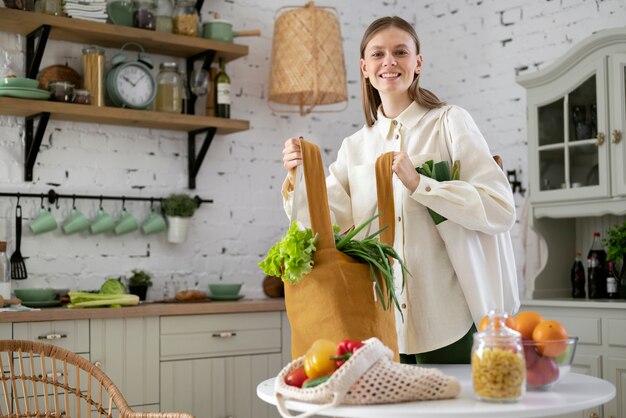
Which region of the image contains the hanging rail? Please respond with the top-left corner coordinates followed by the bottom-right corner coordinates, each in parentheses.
top-left (0, 190), bottom-right (213, 206)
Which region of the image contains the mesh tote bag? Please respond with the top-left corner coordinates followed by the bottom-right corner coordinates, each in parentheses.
top-left (274, 337), bottom-right (461, 418)
top-left (284, 140), bottom-right (399, 361)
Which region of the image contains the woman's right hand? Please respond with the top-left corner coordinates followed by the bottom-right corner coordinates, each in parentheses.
top-left (282, 137), bottom-right (302, 184)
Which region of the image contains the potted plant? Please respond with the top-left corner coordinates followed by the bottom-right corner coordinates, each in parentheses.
top-left (162, 194), bottom-right (197, 243)
top-left (604, 222), bottom-right (626, 281)
top-left (127, 269), bottom-right (153, 301)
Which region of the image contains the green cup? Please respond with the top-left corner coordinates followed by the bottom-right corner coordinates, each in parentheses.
top-left (62, 209), bottom-right (89, 234)
top-left (29, 210), bottom-right (58, 235)
top-left (141, 211), bottom-right (167, 235)
top-left (114, 210), bottom-right (138, 235)
top-left (90, 210), bottom-right (115, 234)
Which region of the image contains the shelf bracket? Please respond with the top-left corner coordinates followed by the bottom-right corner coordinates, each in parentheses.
top-left (186, 49), bottom-right (216, 115)
top-left (188, 126), bottom-right (217, 189)
top-left (24, 112), bottom-right (50, 182)
top-left (26, 24), bottom-right (51, 79)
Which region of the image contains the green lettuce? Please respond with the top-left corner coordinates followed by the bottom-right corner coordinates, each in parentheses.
top-left (100, 278), bottom-right (126, 295)
top-left (258, 222), bottom-right (318, 285)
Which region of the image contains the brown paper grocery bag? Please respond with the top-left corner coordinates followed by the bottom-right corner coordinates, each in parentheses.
top-left (284, 140), bottom-right (399, 361)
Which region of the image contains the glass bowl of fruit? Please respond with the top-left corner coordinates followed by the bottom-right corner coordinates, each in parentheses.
top-left (522, 336), bottom-right (578, 390)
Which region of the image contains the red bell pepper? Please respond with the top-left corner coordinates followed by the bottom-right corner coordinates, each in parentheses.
top-left (330, 339), bottom-right (364, 367)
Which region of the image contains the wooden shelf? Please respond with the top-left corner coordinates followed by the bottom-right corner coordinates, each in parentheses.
top-left (0, 8), bottom-right (248, 61)
top-left (0, 97), bottom-right (249, 133)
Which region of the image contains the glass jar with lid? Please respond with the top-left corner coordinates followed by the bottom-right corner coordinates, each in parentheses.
top-left (132, 0), bottom-right (156, 30)
top-left (172, 0), bottom-right (198, 37)
top-left (155, 0), bottom-right (173, 32)
top-left (471, 310), bottom-right (525, 402)
top-left (156, 62), bottom-right (183, 113)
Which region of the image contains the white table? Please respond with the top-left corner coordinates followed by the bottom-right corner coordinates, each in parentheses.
top-left (257, 364), bottom-right (615, 418)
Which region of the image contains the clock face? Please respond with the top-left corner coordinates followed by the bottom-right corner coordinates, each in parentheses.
top-left (115, 65), bottom-right (155, 108)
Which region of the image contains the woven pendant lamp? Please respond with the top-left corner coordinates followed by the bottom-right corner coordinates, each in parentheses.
top-left (268, 1), bottom-right (348, 116)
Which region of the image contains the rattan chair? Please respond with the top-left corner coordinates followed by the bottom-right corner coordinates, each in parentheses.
top-left (0, 340), bottom-right (194, 418)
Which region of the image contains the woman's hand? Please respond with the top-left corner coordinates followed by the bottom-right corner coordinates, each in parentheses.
top-left (392, 151), bottom-right (420, 193)
top-left (282, 137), bottom-right (302, 186)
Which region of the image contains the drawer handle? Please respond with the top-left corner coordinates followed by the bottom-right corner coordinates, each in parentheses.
top-left (38, 333), bottom-right (67, 340)
top-left (93, 361), bottom-right (102, 368)
top-left (212, 332), bottom-right (237, 338)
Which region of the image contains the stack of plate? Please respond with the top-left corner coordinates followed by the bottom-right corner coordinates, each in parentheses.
top-left (0, 77), bottom-right (51, 100)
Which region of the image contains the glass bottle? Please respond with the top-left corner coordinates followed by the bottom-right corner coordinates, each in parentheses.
top-left (156, 62), bottom-right (182, 113)
top-left (471, 310), bottom-right (525, 403)
top-left (588, 255), bottom-right (602, 299)
top-left (0, 241), bottom-right (11, 300)
top-left (606, 261), bottom-right (618, 299)
top-left (155, 0), bottom-right (173, 33)
top-left (82, 46), bottom-right (105, 107)
top-left (172, 0), bottom-right (199, 37)
top-left (132, 0), bottom-right (156, 30)
top-left (587, 232), bottom-right (607, 298)
top-left (571, 251), bottom-right (586, 298)
top-left (215, 57), bottom-right (230, 118)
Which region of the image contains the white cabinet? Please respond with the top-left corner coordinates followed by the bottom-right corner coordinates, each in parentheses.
top-left (13, 320), bottom-right (90, 353)
top-left (520, 301), bottom-right (626, 418)
top-left (517, 27), bottom-right (626, 216)
top-left (90, 317), bottom-right (160, 409)
top-left (160, 311), bottom-right (288, 418)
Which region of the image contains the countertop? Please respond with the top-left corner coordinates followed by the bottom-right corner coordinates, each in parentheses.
top-left (521, 298), bottom-right (626, 309)
top-left (0, 298), bottom-right (286, 323)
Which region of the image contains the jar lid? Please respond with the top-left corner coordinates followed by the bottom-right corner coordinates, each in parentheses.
top-left (74, 89), bottom-right (90, 95)
top-left (82, 46), bottom-right (105, 55)
top-left (48, 81), bottom-right (75, 89)
top-left (160, 62), bottom-right (179, 70)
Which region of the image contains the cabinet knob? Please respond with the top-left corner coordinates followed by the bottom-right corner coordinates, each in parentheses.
top-left (93, 361), bottom-right (102, 368)
top-left (612, 129), bottom-right (622, 144)
top-left (38, 333), bottom-right (67, 340)
top-left (596, 132), bottom-right (606, 146)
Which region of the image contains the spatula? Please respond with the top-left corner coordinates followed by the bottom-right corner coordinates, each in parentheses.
top-left (10, 203), bottom-right (27, 280)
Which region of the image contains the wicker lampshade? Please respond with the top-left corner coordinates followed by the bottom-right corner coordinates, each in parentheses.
top-left (268, 2), bottom-right (348, 115)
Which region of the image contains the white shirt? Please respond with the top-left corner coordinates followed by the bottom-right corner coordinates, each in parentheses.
top-left (282, 102), bottom-right (516, 354)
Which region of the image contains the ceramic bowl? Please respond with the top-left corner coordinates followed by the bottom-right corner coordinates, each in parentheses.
top-left (14, 288), bottom-right (55, 302)
top-left (522, 336), bottom-right (578, 390)
top-left (208, 283), bottom-right (242, 297)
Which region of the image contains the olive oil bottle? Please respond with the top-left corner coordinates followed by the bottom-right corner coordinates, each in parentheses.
top-left (214, 57), bottom-right (231, 118)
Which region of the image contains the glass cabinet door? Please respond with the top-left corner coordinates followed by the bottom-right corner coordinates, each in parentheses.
top-left (610, 53), bottom-right (626, 197)
top-left (532, 59), bottom-right (609, 203)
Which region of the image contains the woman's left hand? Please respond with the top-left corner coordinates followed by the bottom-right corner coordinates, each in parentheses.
top-left (392, 151), bottom-right (420, 193)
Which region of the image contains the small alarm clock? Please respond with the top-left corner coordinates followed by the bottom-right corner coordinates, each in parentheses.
top-left (105, 42), bottom-right (156, 109)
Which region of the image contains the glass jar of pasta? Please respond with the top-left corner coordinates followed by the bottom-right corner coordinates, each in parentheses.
top-left (172, 0), bottom-right (198, 37)
top-left (471, 310), bottom-right (525, 402)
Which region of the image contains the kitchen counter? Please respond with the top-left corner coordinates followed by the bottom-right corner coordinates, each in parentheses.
top-left (522, 298), bottom-right (626, 309)
top-left (0, 298), bottom-right (286, 323)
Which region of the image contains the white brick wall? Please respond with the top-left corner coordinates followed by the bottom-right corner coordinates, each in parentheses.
top-left (0, 0), bottom-right (625, 300)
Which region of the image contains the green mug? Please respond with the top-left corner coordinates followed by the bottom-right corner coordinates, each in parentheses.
top-left (62, 209), bottom-right (89, 234)
top-left (29, 210), bottom-right (57, 235)
top-left (114, 210), bottom-right (138, 235)
top-left (90, 210), bottom-right (115, 234)
top-left (141, 211), bottom-right (167, 235)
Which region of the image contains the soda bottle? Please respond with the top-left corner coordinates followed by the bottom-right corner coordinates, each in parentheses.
top-left (587, 232), bottom-right (606, 298)
top-left (606, 261), bottom-right (618, 299)
top-left (570, 251), bottom-right (586, 298)
top-left (588, 255), bottom-right (603, 299)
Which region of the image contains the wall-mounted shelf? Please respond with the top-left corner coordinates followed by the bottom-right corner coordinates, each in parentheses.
top-left (0, 8), bottom-right (251, 189)
top-left (0, 8), bottom-right (248, 61)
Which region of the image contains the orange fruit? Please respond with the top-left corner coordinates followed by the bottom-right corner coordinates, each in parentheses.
top-left (532, 320), bottom-right (568, 357)
top-left (478, 315), bottom-right (516, 331)
top-left (514, 311), bottom-right (544, 340)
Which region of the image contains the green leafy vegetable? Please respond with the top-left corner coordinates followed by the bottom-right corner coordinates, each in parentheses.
top-left (258, 222), bottom-right (318, 285)
top-left (100, 278), bottom-right (126, 295)
top-left (67, 291), bottom-right (139, 309)
top-left (416, 159), bottom-right (461, 225)
top-left (603, 222), bottom-right (626, 262)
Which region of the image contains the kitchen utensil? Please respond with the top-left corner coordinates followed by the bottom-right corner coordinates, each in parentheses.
top-left (10, 204), bottom-right (27, 280)
top-left (114, 210), bottom-right (138, 235)
top-left (62, 209), bottom-right (89, 235)
top-left (141, 211), bottom-right (167, 234)
top-left (0, 77), bottom-right (39, 89)
top-left (37, 63), bottom-right (82, 90)
top-left (29, 210), bottom-right (58, 235)
top-left (90, 209), bottom-right (115, 234)
top-left (201, 20), bottom-right (260, 43)
top-left (189, 69), bottom-right (209, 96)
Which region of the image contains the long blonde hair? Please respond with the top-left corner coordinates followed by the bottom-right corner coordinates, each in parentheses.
top-left (360, 16), bottom-right (445, 127)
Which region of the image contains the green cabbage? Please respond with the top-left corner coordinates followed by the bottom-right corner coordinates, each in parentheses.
top-left (258, 222), bottom-right (317, 285)
top-left (100, 278), bottom-right (126, 295)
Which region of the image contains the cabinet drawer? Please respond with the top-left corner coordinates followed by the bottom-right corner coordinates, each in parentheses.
top-left (608, 318), bottom-right (626, 347)
top-left (161, 312), bottom-right (282, 360)
top-left (13, 320), bottom-right (89, 353)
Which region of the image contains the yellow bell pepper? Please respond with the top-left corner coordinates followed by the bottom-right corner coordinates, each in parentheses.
top-left (303, 339), bottom-right (337, 379)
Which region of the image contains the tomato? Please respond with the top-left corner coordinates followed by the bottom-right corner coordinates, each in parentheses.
top-left (284, 366), bottom-right (307, 388)
top-left (303, 339), bottom-right (337, 379)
